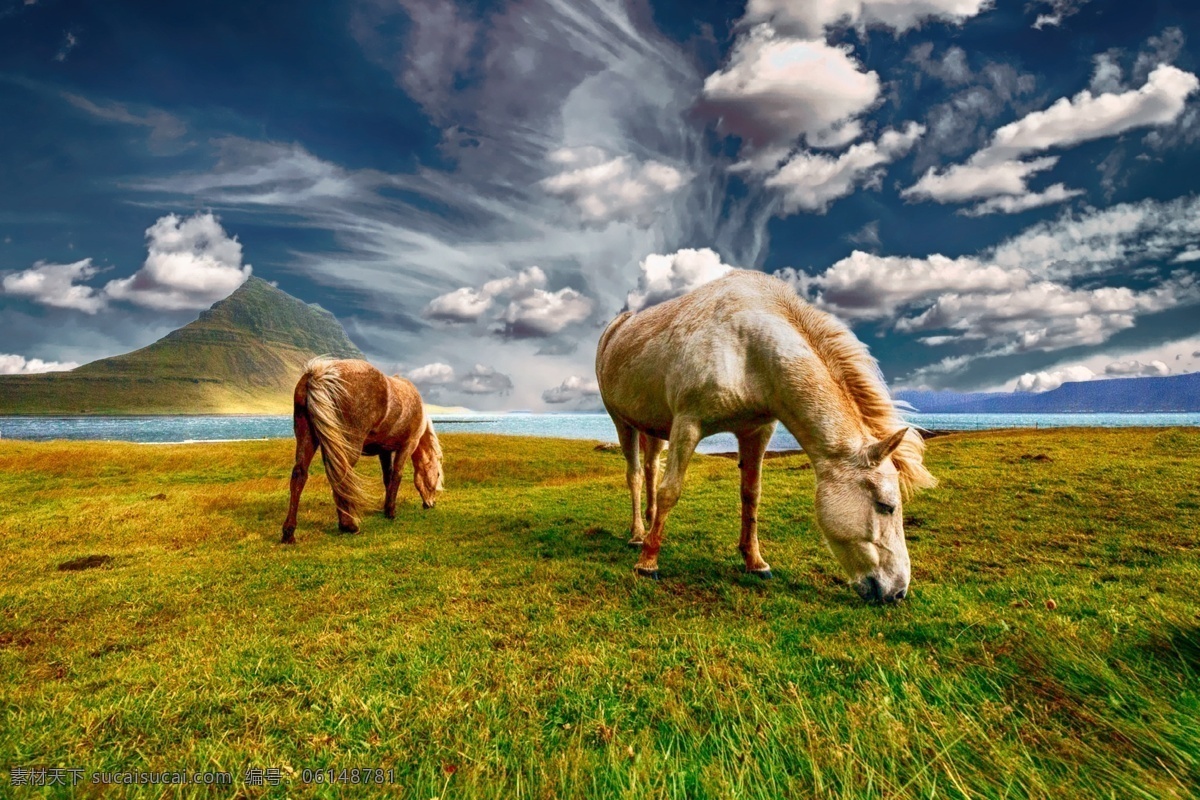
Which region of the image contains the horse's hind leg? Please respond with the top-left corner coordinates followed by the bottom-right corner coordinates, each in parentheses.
top-left (642, 434), bottom-right (667, 527)
top-left (282, 411), bottom-right (317, 544)
top-left (635, 417), bottom-right (702, 579)
top-left (380, 452), bottom-right (396, 518)
top-left (736, 424), bottom-right (775, 578)
top-left (615, 422), bottom-right (645, 546)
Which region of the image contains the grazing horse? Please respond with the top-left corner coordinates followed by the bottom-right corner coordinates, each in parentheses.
top-left (281, 358), bottom-right (444, 543)
top-left (595, 270), bottom-right (935, 603)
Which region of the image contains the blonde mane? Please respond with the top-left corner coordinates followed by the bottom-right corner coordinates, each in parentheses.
top-left (772, 283), bottom-right (937, 497)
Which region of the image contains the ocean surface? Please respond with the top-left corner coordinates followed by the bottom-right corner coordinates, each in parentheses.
top-left (2, 412), bottom-right (1198, 454)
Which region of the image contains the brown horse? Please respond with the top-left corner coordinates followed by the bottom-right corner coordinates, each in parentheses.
top-left (281, 358), bottom-right (444, 543)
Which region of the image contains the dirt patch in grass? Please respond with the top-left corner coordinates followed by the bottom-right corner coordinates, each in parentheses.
top-left (56, 554), bottom-right (113, 571)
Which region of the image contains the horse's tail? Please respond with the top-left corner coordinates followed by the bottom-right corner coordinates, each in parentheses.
top-left (300, 358), bottom-right (369, 521)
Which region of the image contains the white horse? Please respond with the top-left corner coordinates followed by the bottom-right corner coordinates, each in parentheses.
top-left (595, 270), bottom-right (935, 603)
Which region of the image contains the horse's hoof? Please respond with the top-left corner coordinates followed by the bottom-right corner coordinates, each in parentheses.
top-left (280, 531), bottom-right (296, 544)
top-left (635, 567), bottom-right (660, 580)
top-left (627, 538), bottom-right (645, 548)
top-left (338, 523), bottom-right (360, 534)
top-left (746, 567), bottom-right (772, 580)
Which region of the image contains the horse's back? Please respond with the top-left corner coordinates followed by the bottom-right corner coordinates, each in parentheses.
top-left (297, 358), bottom-right (390, 432)
top-left (597, 270), bottom-right (809, 432)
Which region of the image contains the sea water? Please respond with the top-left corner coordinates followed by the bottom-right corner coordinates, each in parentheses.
top-left (1, 412), bottom-right (1197, 454)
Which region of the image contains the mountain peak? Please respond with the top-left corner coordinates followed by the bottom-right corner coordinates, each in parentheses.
top-left (174, 277), bottom-right (362, 358)
top-left (0, 277), bottom-right (364, 414)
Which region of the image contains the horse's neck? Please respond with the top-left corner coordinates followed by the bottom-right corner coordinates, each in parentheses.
top-left (773, 359), bottom-right (865, 469)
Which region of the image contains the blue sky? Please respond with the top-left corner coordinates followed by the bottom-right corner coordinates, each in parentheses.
top-left (2, 0), bottom-right (1200, 408)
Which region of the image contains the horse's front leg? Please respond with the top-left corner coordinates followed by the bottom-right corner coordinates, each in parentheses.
top-left (635, 418), bottom-right (702, 579)
top-left (736, 424), bottom-right (775, 578)
top-left (385, 437), bottom-right (420, 519)
top-left (281, 411), bottom-right (316, 543)
top-left (615, 422), bottom-right (645, 545)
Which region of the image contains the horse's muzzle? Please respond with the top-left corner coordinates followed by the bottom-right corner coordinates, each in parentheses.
top-left (854, 575), bottom-right (908, 604)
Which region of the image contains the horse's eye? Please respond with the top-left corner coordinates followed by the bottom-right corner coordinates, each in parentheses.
top-left (875, 501), bottom-right (895, 516)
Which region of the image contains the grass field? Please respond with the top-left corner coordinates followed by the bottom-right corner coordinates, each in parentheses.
top-left (1, 429), bottom-right (1198, 798)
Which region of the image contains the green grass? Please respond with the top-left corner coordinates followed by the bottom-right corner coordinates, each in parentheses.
top-left (0, 428), bottom-right (1198, 798)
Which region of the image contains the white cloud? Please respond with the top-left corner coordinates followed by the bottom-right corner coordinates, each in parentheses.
top-left (103, 212), bottom-right (251, 310)
top-left (1012, 358), bottom-right (1168, 392)
top-left (0, 353), bottom-right (80, 374)
top-left (765, 123), bottom-right (924, 214)
top-left (779, 251), bottom-right (1027, 321)
top-left (962, 183), bottom-right (1085, 216)
top-left (627, 248), bottom-right (736, 312)
top-left (1090, 52), bottom-right (1124, 94)
top-left (785, 197), bottom-right (1200, 367)
top-left (905, 64), bottom-right (1200, 208)
top-left (542, 375), bottom-right (601, 404)
top-left (540, 148), bottom-right (689, 226)
top-left (700, 27), bottom-right (881, 164)
top-left (424, 266), bottom-right (593, 337)
top-left (458, 364), bottom-right (514, 395)
top-left (741, 0), bottom-right (993, 37)
top-left (1104, 358), bottom-right (1169, 377)
top-left (1015, 365), bottom-right (1095, 392)
top-left (904, 156), bottom-right (1059, 203)
top-left (3, 258), bottom-right (105, 313)
top-left (423, 287), bottom-right (493, 323)
top-left (1173, 249), bottom-right (1200, 263)
top-left (405, 361), bottom-right (514, 396)
top-left (54, 31), bottom-right (77, 62)
top-left (988, 65), bottom-right (1198, 157)
top-left (407, 362), bottom-right (456, 386)
top-left (995, 335), bottom-right (1200, 392)
top-left (496, 287), bottom-right (594, 338)
top-left (889, 275), bottom-right (1195, 351)
top-left (1030, 0), bottom-right (1090, 29)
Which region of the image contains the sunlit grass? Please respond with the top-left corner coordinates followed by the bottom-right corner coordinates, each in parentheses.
top-left (0, 429), bottom-right (1197, 798)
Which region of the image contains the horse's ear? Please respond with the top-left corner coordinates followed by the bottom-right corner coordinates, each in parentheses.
top-left (866, 428), bottom-right (909, 466)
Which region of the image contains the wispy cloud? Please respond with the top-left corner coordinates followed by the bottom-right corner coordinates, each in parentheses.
top-left (132, 0), bottom-right (779, 408)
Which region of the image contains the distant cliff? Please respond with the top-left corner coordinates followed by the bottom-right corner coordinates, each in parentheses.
top-left (896, 372), bottom-right (1200, 413)
top-left (0, 277), bottom-right (363, 414)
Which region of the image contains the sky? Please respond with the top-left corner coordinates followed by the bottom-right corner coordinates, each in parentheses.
top-left (2, 0), bottom-right (1200, 410)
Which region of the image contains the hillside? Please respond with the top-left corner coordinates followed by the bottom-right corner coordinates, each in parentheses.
top-left (897, 372), bottom-right (1200, 413)
top-left (0, 277), bottom-right (364, 414)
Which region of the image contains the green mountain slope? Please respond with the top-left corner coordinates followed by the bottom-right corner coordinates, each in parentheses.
top-left (0, 277), bottom-right (363, 415)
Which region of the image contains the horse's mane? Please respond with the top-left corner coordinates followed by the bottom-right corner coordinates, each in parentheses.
top-left (772, 281), bottom-right (937, 497)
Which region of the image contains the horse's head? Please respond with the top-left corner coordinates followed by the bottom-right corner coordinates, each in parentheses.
top-left (814, 428), bottom-right (913, 604)
top-left (412, 420), bottom-right (444, 508)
